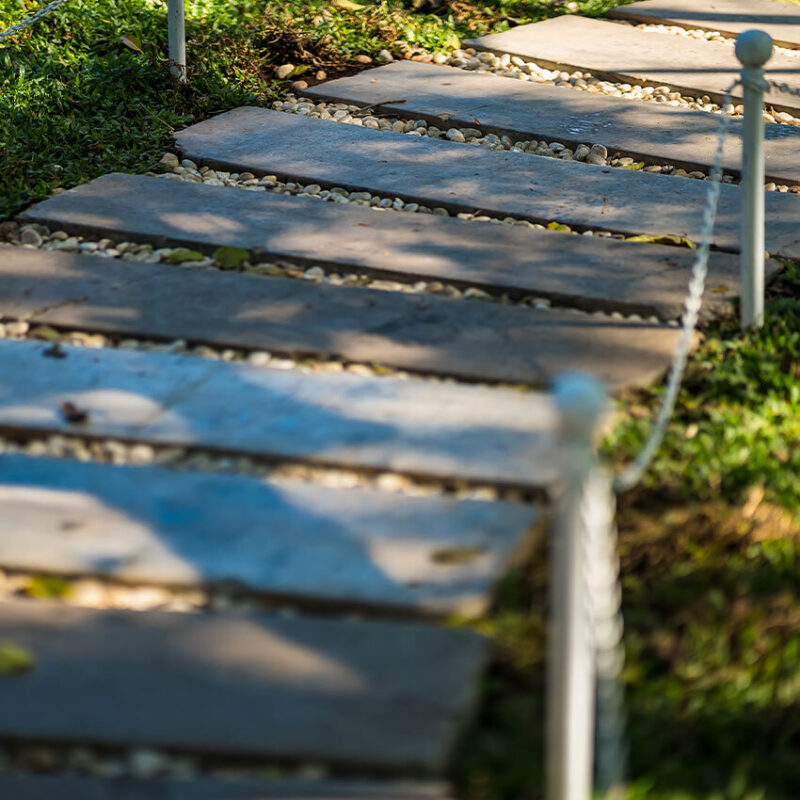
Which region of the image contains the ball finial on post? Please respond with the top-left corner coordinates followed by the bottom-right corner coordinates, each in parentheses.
top-left (554, 372), bottom-right (606, 445)
top-left (735, 30), bottom-right (774, 70)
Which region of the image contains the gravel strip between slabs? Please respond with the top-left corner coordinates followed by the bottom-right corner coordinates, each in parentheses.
top-left (274, 94), bottom-right (746, 184)
top-left (9, 218), bottom-right (666, 322)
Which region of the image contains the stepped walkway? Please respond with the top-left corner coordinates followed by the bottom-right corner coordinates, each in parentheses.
top-left (1, 2), bottom-right (798, 795)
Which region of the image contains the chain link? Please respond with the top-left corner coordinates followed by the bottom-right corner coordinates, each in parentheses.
top-left (0, 0), bottom-right (71, 40)
top-left (613, 81), bottom-right (741, 493)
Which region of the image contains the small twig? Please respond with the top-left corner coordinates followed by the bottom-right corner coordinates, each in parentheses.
top-left (352, 99), bottom-right (407, 116)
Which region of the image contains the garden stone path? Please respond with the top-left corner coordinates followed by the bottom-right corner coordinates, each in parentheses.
top-left (2, 7), bottom-right (790, 795)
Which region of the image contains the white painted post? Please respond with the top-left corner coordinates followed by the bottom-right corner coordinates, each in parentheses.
top-left (547, 374), bottom-right (607, 800)
top-left (735, 30), bottom-right (773, 330)
top-left (168, 0), bottom-right (187, 83)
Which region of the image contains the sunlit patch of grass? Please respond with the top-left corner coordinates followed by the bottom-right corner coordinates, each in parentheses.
top-left (0, 0), bottom-right (634, 219)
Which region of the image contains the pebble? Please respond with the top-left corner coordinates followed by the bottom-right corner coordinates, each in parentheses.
top-left (376, 49), bottom-right (393, 63)
top-left (276, 63), bottom-right (294, 79)
top-left (158, 152), bottom-right (180, 169)
top-left (354, 54), bottom-right (372, 64)
top-left (128, 748), bottom-right (170, 779)
top-left (291, 80), bottom-right (308, 91)
top-left (19, 227), bottom-right (43, 246)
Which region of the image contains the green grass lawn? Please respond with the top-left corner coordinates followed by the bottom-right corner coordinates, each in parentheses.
top-left (3, 0), bottom-right (800, 797)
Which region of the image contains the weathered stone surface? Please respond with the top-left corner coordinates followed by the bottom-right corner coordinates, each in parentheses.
top-left (0, 339), bottom-right (559, 487)
top-left (18, 174), bottom-right (754, 319)
top-left (167, 108), bottom-right (800, 258)
top-left (609, 0), bottom-right (800, 51)
top-left (0, 247), bottom-right (682, 388)
top-left (305, 60), bottom-right (800, 185)
top-left (0, 598), bottom-right (486, 769)
top-left (467, 15), bottom-right (800, 111)
top-left (0, 453), bottom-right (538, 616)
top-left (0, 776), bottom-right (451, 800)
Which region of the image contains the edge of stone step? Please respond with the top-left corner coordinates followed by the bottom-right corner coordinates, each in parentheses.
top-left (0, 775), bottom-right (453, 800)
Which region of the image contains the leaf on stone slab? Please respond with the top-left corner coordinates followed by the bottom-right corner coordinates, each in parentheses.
top-left (618, 162), bottom-right (645, 170)
top-left (120, 34), bottom-right (144, 54)
top-left (431, 545), bottom-right (488, 565)
top-left (0, 642), bottom-right (34, 676)
top-left (29, 325), bottom-right (61, 342)
top-left (165, 249), bottom-right (205, 264)
top-left (212, 246), bottom-right (250, 269)
top-left (24, 575), bottom-right (71, 600)
top-left (61, 400), bottom-right (89, 424)
top-left (625, 234), bottom-right (697, 249)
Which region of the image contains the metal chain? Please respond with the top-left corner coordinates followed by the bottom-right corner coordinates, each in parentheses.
top-left (581, 467), bottom-right (627, 798)
top-left (613, 80), bottom-right (741, 493)
top-left (0, 0), bottom-right (70, 39)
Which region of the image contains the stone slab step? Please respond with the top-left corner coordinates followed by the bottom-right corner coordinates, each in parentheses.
top-left (0, 776), bottom-right (451, 800)
top-left (608, 0), bottom-right (800, 51)
top-left (18, 173), bottom-right (752, 320)
top-left (0, 246), bottom-right (682, 389)
top-left (466, 15), bottom-right (800, 112)
top-left (0, 598), bottom-right (486, 770)
top-left (304, 60), bottom-right (800, 185)
top-left (169, 107), bottom-right (800, 258)
top-left (0, 339), bottom-right (559, 488)
top-left (0, 453), bottom-right (538, 617)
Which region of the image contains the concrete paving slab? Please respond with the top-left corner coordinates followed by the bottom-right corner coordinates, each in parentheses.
top-left (0, 454), bottom-right (538, 617)
top-left (608, 0), bottom-right (800, 50)
top-left (18, 173), bottom-right (752, 319)
top-left (0, 339), bottom-right (560, 487)
top-left (0, 776), bottom-right (452, 800)
top-left (167, 108), bottom-right (800, 258)
top-left (305, 60), bottom-right (800, 184)
top-left (0, 599), bottom-right (487, 769)
top-left (467, 15), bottom-right (800, 111)
top-left (0, 246), bottom-right (683, 388)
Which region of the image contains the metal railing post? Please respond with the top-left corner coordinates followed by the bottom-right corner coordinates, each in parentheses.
top-left (735, 30), bottom-right (773, 330)
top-left (168, 0), bottom-right (187, 83)
top-left (547, 374), bottom-right (607, 800)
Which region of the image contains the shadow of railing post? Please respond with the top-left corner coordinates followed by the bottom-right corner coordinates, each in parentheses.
top-left (736, 30), bottom-right (774, 330)
top-left (168, 0), bottom-right (187, 83)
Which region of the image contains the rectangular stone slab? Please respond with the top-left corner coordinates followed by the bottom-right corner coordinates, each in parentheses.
top-left (609, 0), bottom-right (800, 50)
top-left (18, 173), bottom-right (753, 320)
top-left (0, 453), bottom-right (537, 617)
top-left (466, 15), bottom-right (800, 112)
top-left (0, 246), bottom-right (682, 389)
top-left (0, 339), bottom-right (559, 487)
top-left (304, 60), bottom-right (800, 185)
top-left (0, 598), bottom-right (486, 769)
top-left (169, 107), bottom-right (800, 258)
top-left (0, 776), bottom-right (450, 800)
